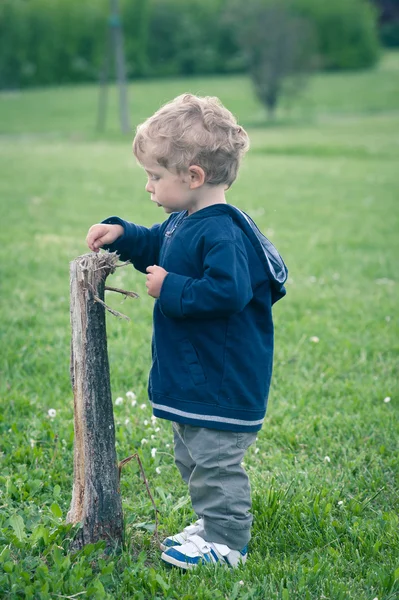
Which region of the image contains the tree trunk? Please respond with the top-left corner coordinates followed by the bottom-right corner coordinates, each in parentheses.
top-left (67, 252), bottom-right (123, 551)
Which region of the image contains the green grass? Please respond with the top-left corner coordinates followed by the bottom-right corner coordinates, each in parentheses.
top-left (0, 52), bottom-right (398, 599)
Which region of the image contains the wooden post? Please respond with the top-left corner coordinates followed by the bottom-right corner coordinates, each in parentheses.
top-left (67, 252), bottom-right (123, 550)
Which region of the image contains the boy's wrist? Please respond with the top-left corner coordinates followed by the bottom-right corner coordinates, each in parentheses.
top-left (101, 217), bottom-right (127, 244)
top-left (111, 224), bottom-right (124, 238)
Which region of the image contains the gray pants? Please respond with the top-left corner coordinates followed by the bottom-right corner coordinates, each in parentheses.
top-left (173, 422), bottom-right (257, 550)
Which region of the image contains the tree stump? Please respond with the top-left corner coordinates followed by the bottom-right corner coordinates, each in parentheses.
top-left (67, 252), bottom-right (123, 551)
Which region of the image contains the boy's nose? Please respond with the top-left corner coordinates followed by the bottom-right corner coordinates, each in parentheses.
top-left (145, 180), bottom-right (154, 193)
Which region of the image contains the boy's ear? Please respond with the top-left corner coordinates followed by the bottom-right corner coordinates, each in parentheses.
top-left (188, 165), bottom-right (205, 189)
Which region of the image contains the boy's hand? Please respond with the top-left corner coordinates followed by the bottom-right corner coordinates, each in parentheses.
top-left (146, 265), bottom-right (168, 298)
top-left (86, 224), bottom-right (124, 253)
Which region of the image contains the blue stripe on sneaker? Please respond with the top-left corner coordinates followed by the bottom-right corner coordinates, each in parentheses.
top-left (210, 549), bottom-right (220, 564)
top-left (240, 546), bottom-right (248, 555)
top-left (164, 547), bottom-right (209, 565)
top-left (163, 539), bottom-right (180, 548)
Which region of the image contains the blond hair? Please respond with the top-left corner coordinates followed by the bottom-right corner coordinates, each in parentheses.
top-left (133, 94), bottom-right (249, 188)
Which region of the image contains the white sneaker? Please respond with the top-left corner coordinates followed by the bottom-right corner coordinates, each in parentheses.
top-left (161, 534), bottom-right (248, 569)
top-left (159, 519), bottom-right (204, 551)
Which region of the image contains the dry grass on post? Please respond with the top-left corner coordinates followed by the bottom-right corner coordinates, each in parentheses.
top-left (67, 251), bottom-right (138, 551)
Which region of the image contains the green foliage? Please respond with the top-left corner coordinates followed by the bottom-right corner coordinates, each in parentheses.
top-left (380, 19), bottom-right (399, 47)
top-left (0, 56), bottom-right (398, 598)
top-left (0, 0), bottom-right (381, 89)
top-left (296, 0), bottom-right (381, 70)
top-left (146, 0), bottom-right (240, 77)
top-left (0, 0), bottom-right (108, 88)
top-left (124, 0), bottom-right (151, 77)
top-left (0, 0), bottom-right (237, 89)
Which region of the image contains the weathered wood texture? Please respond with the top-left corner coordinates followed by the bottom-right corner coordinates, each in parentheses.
top-left (67, 252), bottom-right (123, 550)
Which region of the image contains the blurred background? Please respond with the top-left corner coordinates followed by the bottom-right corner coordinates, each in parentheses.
top-left (1, 0), bottom-right (398, 131)
top-left (1, 0), bottom-right (398, 87)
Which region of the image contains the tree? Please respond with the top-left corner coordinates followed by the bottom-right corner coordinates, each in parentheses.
top-left (225, 0), bottom-right (316, 119)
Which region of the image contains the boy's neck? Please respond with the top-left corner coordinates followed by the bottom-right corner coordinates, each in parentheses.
top-left (187, 185), bottom-right (227, 215)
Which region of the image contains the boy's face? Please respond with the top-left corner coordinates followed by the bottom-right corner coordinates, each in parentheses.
top-left (140, 156), bottom-right (193, 214)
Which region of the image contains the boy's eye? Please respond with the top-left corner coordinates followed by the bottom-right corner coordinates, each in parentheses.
top-left (150, 175), bottom-right (160, 181)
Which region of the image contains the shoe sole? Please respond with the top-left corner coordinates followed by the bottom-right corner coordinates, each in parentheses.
top-left (161, 551), bottom-right (247, 569)
top-left (161, 550), bottom-right (245, 570)
top-left (161, 552), bottom-right (210, 570)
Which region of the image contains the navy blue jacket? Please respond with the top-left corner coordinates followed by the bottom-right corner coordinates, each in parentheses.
top-left (103, 204), bottom-right (287, 432)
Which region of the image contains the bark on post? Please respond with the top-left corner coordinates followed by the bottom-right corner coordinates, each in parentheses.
top-left (67, 252), bottom-right (123, 550)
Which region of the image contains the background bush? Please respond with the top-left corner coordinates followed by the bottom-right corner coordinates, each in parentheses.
top-left (380, 19), bottom-right (399, 47)
top-left (0, 0), bottom-right (381, 89)
top-left (296, 0), bottom-right (380, 70)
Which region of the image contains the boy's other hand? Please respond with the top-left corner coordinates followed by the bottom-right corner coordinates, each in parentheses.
top-left (146, 265), bottom-right (168, 299)
top-left (86, 224), bottom-right (124, 253)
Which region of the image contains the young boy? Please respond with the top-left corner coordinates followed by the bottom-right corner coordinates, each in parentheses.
top-left (86, 94), bottom-right (287, 569)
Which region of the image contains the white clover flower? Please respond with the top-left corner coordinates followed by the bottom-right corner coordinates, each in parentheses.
top-left (151, 448), bottom-right (157, 458)
top-left (155, 427), bottom-right (160, 433)
top-left (156, 467), bottom-right (161, 475)
top-left (151, 415), bottom-right (157, 423)
top-left (324, 456), bottom-right (331, 463)
top-left (310, 336), bottom-right (319, 343)
top-left (30, 439), bottom-right (36, 448)
top-left (48, 409), bottom-right (57, 418)
top-left (115, 397), bottom-right (123, 406)
top-left (255, 448), bottom-right (260, 454)
top-left (144, 420), bottom-right (149, 426)
top-left (141, 438), bottom-right (148, 445)
top-left (151, 435), bottom-right (156, 440)
top-left (126, 391), bottom-right (137, 400)
top-left (337, 500), bottom-right (344, 506)
top-left (140, 403), bottom-right (147, 410)
top-left (131, 400), bottom-right (137, 407)
top-left (166, 444), bottom-right (171, 448)
top-left (124, 418), bottom-right (130, 425)
top-left (239, 580), bottom-right (244, 585)
top-left (384, 397), bottom-right (391, 403)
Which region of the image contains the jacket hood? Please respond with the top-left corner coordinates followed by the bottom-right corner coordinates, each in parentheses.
top-left (217, 205), bottom-right (288, 304)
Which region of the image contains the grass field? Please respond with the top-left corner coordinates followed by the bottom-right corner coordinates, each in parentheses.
top-left (0, 53), bottom-right (398, 599)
